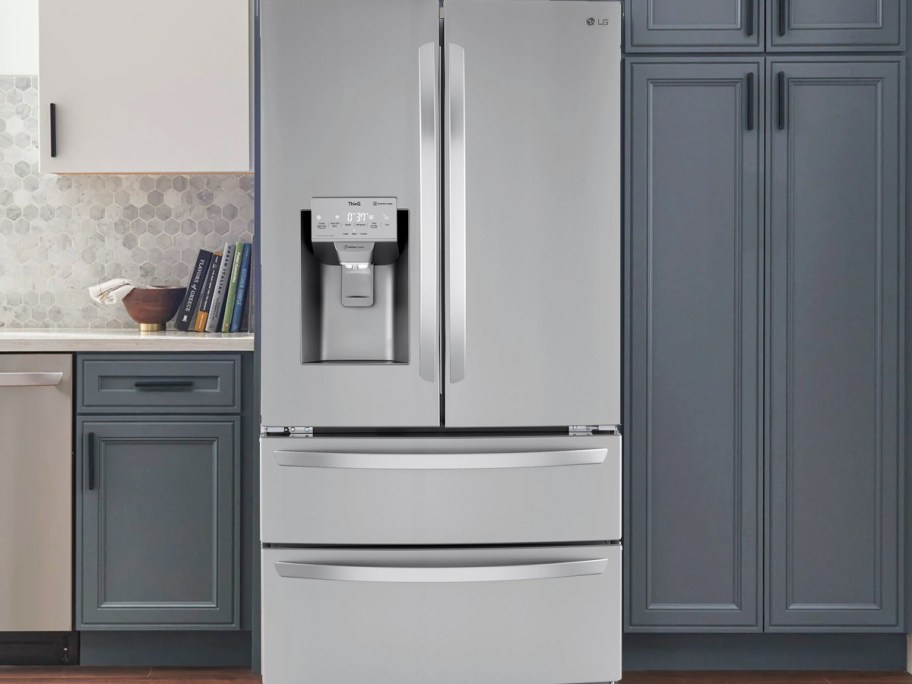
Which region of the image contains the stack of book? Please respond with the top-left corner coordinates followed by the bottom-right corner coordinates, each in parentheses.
top-left (175, 242), bottom-right (253, 333)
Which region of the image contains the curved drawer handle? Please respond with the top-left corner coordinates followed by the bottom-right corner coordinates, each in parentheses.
top-left (273, 448), bottom-right (607, 470)
top-left (0, 372), bottom-right (63, 387)
top-left (275, 558), bottom-right (609, 583)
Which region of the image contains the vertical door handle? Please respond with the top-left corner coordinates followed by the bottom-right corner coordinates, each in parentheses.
top-left (87, 433), bottom-right (96, 490)
top-left (745, 72), bottom-right (755, 131)
top-left (777, 71), bottom-right (787, 130)
top-left (49, 103), bottom-right (58, 158)
top-left (418, 42), bottom-right (440, 384)
top-left (447, 43), bottom-right (467, 384)
top-left (778, 0), bottom-right (787, 36)
top-left (745, 0), bottom-right (754, 36)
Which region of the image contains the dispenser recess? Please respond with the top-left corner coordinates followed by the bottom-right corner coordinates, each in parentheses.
top-left (301, 200), bottom-right (408, 365)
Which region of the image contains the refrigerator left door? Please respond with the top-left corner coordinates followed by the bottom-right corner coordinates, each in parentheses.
top-left (0, 355), bottom-right (72, 631)
top-left (259, 0), bottom-right (442, 428)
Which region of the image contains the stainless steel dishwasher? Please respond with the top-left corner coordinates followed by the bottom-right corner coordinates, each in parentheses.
top-left (0, 355), bottom-right (73, 632)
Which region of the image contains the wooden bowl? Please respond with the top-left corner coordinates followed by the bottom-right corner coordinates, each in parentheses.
top-left (122, 286), bottom-right (186, 332)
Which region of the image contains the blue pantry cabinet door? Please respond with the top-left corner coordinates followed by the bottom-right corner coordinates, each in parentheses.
top-left (626, 59), bottom-right (763, 631)
top-left (768, 0), bottom-right (905, 52)
top-left (766, 58), bottom-right (904, 631)
top-left (77, 418), bottom-right (240, 629)
top-left (626, 0), bottom-right (764, 52)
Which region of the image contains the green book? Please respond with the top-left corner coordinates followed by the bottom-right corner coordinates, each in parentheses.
top-left (221, 242), bottom-right (245, 333)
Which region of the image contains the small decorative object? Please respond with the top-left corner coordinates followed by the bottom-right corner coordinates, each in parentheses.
top-left (121, 286), bottom-right (187, 332)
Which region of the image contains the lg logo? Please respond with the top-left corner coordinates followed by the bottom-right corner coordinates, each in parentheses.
top-left (587, 17), bottom-right (610, 26)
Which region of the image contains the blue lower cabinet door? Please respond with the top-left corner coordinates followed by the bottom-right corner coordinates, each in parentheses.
top-left (77, 418), bottom-right (239, 629)
top-left (766, 59), bottom-right (903, 631)
top-left (626, 59), bottom-right (763, 631)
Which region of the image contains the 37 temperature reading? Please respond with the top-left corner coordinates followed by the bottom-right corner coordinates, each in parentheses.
top-left (347, 212), bottom-right (370, 223)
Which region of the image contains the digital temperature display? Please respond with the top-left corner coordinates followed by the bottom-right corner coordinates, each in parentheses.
top-left (312, 197), bottom-right (398, 243)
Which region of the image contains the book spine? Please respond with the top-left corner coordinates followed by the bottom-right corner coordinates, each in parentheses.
top-left (194, 253), bottom-right (221, 332)
top-left (239, 266), bottom-right (253, 333)
top-left (205, 243), bottom-right (235, 333)
top-left (230, 244), bottom-right (252, 333)
top-left (175, 250), bottom-right (213, 332)
top-left (221, 242), bottom-right (244, 333)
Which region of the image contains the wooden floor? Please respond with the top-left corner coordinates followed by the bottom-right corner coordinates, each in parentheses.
top-left (0, 670), bottom-right (909, 683)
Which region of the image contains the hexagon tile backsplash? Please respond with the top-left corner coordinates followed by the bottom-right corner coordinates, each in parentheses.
top-left (0, 76), bottom-right (254, 329)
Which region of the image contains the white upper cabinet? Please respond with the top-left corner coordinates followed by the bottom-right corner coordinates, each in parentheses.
top-left (39, 0), bottom-right (251, 174)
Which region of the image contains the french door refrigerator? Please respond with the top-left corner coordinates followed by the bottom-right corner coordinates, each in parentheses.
top-left (259, 1), bottom-right (622, 682)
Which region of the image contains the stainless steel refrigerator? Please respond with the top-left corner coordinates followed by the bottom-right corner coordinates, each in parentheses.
top-left (259, 1), bottom-right (622, 682)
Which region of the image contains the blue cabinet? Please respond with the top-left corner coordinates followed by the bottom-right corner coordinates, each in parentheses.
top-left (765, 59), bottom-right (904, 631)
top-left (76, 354), bottom-right (244, 631)
top-left (77, 418), bottom-right (239, 629)
top-left (626, 58), bottom-right (764, 631)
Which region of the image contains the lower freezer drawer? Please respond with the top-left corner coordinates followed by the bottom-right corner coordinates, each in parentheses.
top-left (260, 433), bottom-right (621, 545)
top-left (261, 545), bottom-right (621, 684)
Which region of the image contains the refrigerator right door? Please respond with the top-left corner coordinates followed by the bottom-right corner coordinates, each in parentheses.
top-left (444, 0), bottom-right (622, 429)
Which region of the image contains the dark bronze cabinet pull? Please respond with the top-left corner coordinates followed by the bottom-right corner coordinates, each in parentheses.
top-left (746, 73), bottom-right (755, 131)
top-left (49, 103), bottom-right (58, 158)
top-left (87, 433), bottom-right (96, 490)
top-left (777, 72), bottom-right (787, 130)
top-left (133, 379), bottom-right (195, 391)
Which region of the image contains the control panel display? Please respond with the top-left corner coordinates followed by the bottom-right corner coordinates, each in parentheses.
top-left (311, 197), bottom-right (398, 242)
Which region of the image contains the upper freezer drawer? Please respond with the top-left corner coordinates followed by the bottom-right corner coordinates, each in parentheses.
top-left (78, 355), bottom-right (240, 414)
top-left (260, 433), bottom-right (621, 545)
top-left (262, 545), bottom-right (622, 684)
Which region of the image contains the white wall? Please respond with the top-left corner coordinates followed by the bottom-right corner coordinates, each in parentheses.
top-left (0, 0), bottom-right (38, 75)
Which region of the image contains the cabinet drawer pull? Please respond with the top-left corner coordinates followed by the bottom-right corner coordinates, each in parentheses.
top-left (275, 558), bottom-right (609, 583)
top-left (49, 103), bottom-right (58, 158)
top-left (745, 0), bottom-right (754, 37)
top-left (133, 380), bottom-right (195, 391)
top-left (778, 0), bottom-right (787, 36)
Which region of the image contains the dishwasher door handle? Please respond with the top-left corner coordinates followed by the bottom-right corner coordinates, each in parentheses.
top-left (0, 372), bottom-right (64, 387)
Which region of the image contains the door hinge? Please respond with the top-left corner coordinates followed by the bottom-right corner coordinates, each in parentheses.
top-left (569, 425), bottom-right (621, 436)
top-left (260, 426), bottom-right (314, 438)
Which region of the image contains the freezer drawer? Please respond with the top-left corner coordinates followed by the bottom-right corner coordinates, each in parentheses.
top-left (260, 434), bottom-right (621, 545)
top-left (261, 545), bottom-right (621, 684)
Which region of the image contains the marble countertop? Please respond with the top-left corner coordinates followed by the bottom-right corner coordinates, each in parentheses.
top-left (0, 329), bottom-right (255, 353)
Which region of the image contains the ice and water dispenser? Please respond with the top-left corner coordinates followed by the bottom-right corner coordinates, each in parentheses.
top-left (301, 197), bottom-right (408, 363)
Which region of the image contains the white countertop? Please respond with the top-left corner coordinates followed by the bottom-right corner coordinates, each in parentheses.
top-left (0, 329), bottom-right (255, 353)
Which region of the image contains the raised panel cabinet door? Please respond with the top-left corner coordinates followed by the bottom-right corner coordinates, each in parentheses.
top-left (626, 59), bottom-right (763, 631)
top-left (767, 59), bottom-right (904, 631)
top-left (769, 0), bottom-right (905, 51)
top-left (626, 0), bottom-right (763, 52)
top-left (77, 418), bottom-right (240, 629)
top-left (39, 0), bottom-right (250, 173)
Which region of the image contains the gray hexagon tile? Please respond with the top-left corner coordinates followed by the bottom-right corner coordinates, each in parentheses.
top-left (0, 76), bottom-right (254, 329)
